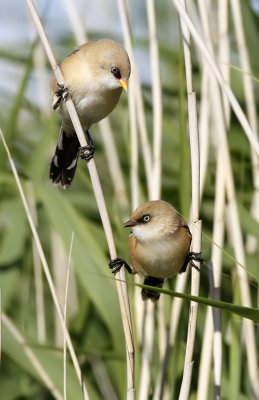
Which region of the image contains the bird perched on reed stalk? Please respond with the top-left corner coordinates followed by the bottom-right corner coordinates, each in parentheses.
top-left (109, 200), bottom-right (202, 301)
top-left (50, 39), bottom-right (130, 188)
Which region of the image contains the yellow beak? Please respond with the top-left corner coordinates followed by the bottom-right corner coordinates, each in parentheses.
top-left (118, 79), bottom-right (128, 92)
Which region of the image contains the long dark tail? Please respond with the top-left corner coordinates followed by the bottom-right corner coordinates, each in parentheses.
top-left (141, 276), bottom-right (164, 302)
top-left (50, 129), bottom-right (80, 189)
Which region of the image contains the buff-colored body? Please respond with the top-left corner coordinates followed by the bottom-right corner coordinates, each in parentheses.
top-left (125, 200), bottom-right (191, 279)
top-left (51, 39), bottom-right (130, 134)
top-left (50, 39), bottom-right (130, 188)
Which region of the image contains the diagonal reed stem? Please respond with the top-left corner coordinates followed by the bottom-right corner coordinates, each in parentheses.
top-left (177, 1), bottom-right (202, 399)
top-left (24, 0), bottom-right (135, 398)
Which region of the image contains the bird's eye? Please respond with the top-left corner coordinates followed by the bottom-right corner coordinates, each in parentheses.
top-left (111, 66), bottom-right (121, 79)
top-left (142, 215), bottom-right (151, 223)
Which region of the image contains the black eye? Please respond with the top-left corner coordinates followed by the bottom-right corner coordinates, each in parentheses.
top-left (111, 66), bottom-right (121, 79)
top-left (140, 215), bottom-right (151, 223)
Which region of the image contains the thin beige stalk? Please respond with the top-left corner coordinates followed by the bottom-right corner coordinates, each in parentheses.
top-left (52, 232), bottom-right (69, 346)
top-left (172, 0), bottom-right (259, 157)
top-left (196, 2), bottom-right (226, 398)
top-left (196, 0), bottom-right (258, 391)
top-left (63, 232), bottom-right (74, 400)
top-left (138, 301), bottom-right (155, 400)
top-left (175, 1), bottom-right (258, 395)
top-left (24, 1), bottom-right (134, 397)
top-left (147, 0), bottom-right (167, 392)
top-left (116, 0), bottom-right (147, 351)
top-left (217, 0), bottom-right (230, 125)
top-left (59, 5), bottom-right (134, 390)
top-left (176, 2), bottom-right (202, 398)
top-left (208, 263), bottom-right (221, 400)
top-left (230, 0), bottom-right (259, 254)
top-left (196, 310), bottom-right (213, 400)
top-left (210, 72), bottom-right (258, 400)
top-left (26, 182), bottom-right (46, 343)
top-left (146, 0), bottom-right (163, 200)
top-left (63, 0), bottom-right (128, 209)
top-left (117, 0), bottom-right (153, 197)
top-left (197, 151), bottom-right (225, 400)
top-left (2, 313), bottom-right (63, 400)
top-left (199, 68), bottom-right (210, 195)
top-left (0, 127), bottom-right (89, 400)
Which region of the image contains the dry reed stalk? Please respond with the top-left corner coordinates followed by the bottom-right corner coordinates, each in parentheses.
top-left (2, 313), bottom-right (63, 400)
top-left (196, 1), bottom-right (226, 397)
top-left (24, 1), bottom-right (135, 398)
top-left (138, 301), bottom-right (155, 400)
top-left (60, 4), bottom-right (135, 394)
top-left (172, 0), bottom-right (259, 157)
top-left (176, 1), bottom-right (202, 398)
top-left (197, 0), bottom-right (258, 393)
top-left (208, 261), bottom-right (221, 400)
top-left (174, 0), bottom-right (259, 396)
top-left (63, 233), bottom-right (74, 400)
top-left (26, 182), bottom-right (46, 343)
top-left (197, 151), bottom-right (225, 400)
top-left (217, 0), bottom-right (231, 125)
top-left (116, 0), bottom-right (147, 351)
top-left (196, 310), bottom-right (213, 400)
top-left (230, 0), bottom-right (259, 255)
top-left (117, 0), bottom-right (153, 197)
top-left (51, 232), bottom-right (70, 347)
top-left (28, 41), bottom-right (50, 344)
top-left (147, 0), bottom-right (163, 200)
top-left (210, 63), bottom-right (258, 400)
top-left (63, 0), bottom-right (129, 210)
top-left (146, 1), bottom-right (168, 379)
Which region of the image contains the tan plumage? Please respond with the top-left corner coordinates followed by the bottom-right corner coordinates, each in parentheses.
top-left (50, 39), bottom-right (131, 188)
top-left (124, 200), bottom-right (192, 301)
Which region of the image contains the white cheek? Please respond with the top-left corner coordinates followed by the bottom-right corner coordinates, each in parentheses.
top-left (132, 225), bottom-right (156, 242)
top-left (101, 74), bottom-right (121, 90)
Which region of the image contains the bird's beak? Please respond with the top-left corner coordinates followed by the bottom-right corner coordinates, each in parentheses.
top-left (123, 219), bottom-right (137, 228)
top-left (118, 79), bottom-right (128, 92)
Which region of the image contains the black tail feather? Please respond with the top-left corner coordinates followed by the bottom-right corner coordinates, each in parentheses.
top-left (141, 276), bottom-right (164, 302)
top-left (50, 130), bottom-right (80, 189)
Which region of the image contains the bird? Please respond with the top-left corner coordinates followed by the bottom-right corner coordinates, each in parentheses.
top-left (109, 200), bottom-right (202, 302)
top-left (50, 39), bottom-right (131, 188)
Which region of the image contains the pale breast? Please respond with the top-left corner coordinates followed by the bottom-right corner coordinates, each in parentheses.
top-left (129, 230), bottom-right (191, 279)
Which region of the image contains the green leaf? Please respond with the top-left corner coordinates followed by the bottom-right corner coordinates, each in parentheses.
top-left (133, 282), bottom-right (259, 321)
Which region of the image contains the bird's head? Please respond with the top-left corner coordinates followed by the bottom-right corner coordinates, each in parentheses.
top-left (91, 39), bottom-right (131, 92)
top-left (123, 200), bottom-right (180, 242)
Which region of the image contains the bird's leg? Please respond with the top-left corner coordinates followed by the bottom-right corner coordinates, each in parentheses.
top-left (79, 130), bottom-right (96, 162)
top-left (109, 258), bottom-right (133, 275)
top-left (180, 251), bottom-right (204, 273)
top-left (53, 83), bottom-right (69, 110)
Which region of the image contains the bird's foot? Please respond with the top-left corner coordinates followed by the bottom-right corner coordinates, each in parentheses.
top-left (180, 252), bottom-right (204, 273)
top-left (80, 130), bottom-right (96, 162)
top-left (53, 83), bottom-right (69, 110)
top-left (188, 252), bottom-right (204, 271)
top-left (79, 145), bottom-right (95, 162)
top-left (108, 258), bottom-right (132, 275)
